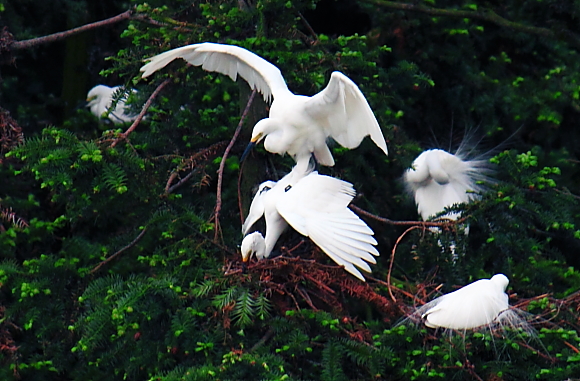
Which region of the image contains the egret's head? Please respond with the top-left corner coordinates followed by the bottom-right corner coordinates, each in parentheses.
top-left (241, 120), bottom-right (271, 161)
top-left (490, 274), bottom-right (509, 291)
top-left (86, 85), bottom-right (111, 104)
top-left (250, 119), bottom-right (274, 144)
top-left (240, 232), bottom-right (266, 262)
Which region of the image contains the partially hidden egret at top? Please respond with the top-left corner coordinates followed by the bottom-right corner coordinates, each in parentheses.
top-left (241, 163), bottom-right (379, 281)
top-left (414, 274), bottom-right (512, 330)
top-left (86, 85), bottom-right (138, 124)
top-left (404, 149), bottom-right (488, 222)
top-left (140, 42), bottom-right (388, 169)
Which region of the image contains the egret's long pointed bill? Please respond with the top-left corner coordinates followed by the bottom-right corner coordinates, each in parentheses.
top-left (84, 96), bottom-right (97, 109)
top-left (240, 141), bottom-right (256, 162)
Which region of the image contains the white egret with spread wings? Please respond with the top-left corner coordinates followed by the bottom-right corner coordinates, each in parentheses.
top-left (140, 42), bottom-right (388, 168)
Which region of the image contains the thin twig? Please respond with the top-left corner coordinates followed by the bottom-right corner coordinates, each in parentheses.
top-left (213, 89), bottom-right (257, 242)
top-left (237, 159), bottom-right (246, 225)
top-left (387, 226), bottom-right (424, 303)
top-left (350, 204), bottom-right (466, 227)
top-left (166, 169), bottom-right (199, 194)
top-left (367, 276), bottom-right (419, 302)
top-left (165, 141), bottom-right (228, 195)
top-left (10, 10), bottom-right (133, 50)
top-left (111, 79), bottom-right (171, 148)
top-left (361, 0), bottom-right (580, 47)
top-left (90, 228), bottom-right (148, 273)
top-left (296, 286), bottom-right (318, 310)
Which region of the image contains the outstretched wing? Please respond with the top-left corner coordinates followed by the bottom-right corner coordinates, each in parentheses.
top-left (140, 42), bottom-right (290, 102)
top-left (305, 71), bottom-right (388, 156)
top-left (275, 172), bottom-right (379, 281)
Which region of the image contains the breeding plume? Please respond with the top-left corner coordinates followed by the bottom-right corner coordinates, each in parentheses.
top-left (404, 149), bottom-right (486, 221)
top-left (415, 274), bottom-right (511, 330)
top-left (86, 85), bottom-right (137, 124)
top-left (140, 42), bottom-right (388, 167)
top-left (240, 164), bottom-right (379, 281)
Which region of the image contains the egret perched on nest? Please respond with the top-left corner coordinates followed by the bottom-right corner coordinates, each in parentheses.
top-left (404, 148), bottom-right (488, 222)
top-left (409, 274), bottom-right (532, 332)
top-left (140, 42), bottom-right (388, 169)
top-left (86, 85), bottom-right (137, 124)
top-left (240, 164), bottom-right (379, 281)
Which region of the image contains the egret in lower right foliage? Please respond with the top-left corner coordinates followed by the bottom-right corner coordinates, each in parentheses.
top-left (408, 273), bottom-right (535, 333)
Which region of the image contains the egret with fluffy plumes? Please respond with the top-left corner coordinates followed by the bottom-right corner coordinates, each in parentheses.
top-left (404, 149), bottom-right (487, 222)
top-left (86, 85), bottom-right (137, 124)
top-left (414, 274), bottom-right (512, 330)
top-left (240, 164), bottom-right (379, 281)
top-left (140, 42), bottom-right (388, 169)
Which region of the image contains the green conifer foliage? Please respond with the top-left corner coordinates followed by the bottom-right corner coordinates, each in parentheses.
top-left (1, 0), bottom-right (580, 380)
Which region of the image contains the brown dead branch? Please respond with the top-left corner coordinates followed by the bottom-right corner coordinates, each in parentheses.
top-left (350, 204), bottom-right (467, 227)
top-left (212, 89), bottom-right (257, 242)
top-left (8, 10), bottom-right (133, 51)
top-left (164, 141), bottom-right (228, 195)
top-left (111, 79), bottom-right (171, 148)
top-left (387, 225), bottom-right (424, 304)
top-left (0, 107), bottom-right (24, 162)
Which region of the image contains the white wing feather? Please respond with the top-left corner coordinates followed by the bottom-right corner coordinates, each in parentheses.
top-left (140, 42), bottom-right (290, 102)
top-left (242, 181), bottom-right (276, 235)
top-left (305, 71), bottom-right (388, 155)
top-left (275, 172), bottom-right (379, 280)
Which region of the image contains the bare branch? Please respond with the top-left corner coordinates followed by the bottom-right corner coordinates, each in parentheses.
top-left (9, 10), bottom-right (133, 51)
top-left (212, 89), bottom-right (257, 242)
top-left (350, 204), bottom-right (467, 227)
top-left (90, 227), bottom-right (148, 274)
top-left (111, 78), bottom-right (171, 148)
top-left (361, 0), bottom-right (580, 47)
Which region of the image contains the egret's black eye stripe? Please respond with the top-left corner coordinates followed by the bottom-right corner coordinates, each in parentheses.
top-left (260, 186), bottom-right (271, 194)
top-left (284, 185), bottom-right (292, 192)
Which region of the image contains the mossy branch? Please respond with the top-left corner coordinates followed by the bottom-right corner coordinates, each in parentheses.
top-left (361, 0), bottom-right (580, 47)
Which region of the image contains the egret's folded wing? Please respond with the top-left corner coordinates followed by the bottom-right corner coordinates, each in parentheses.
top-left (242, 181), bottom-right (276, 235)
top-left (276, 173), bottom-right (379, 280)
top-left (305, 71), bottom-right (388, 155)
top-left (276, 173), bottom-right (355, 235)
top-left (140, 42), bottom-right (289, 102)
top-left (418, 278), bottom-right (510, 329)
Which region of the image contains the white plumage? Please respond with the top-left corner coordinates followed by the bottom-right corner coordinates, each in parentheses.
top-left (140, 42), bottom-right (388, 167)
top-left (404, 149), bottom-right (486, 221)
top-left (86, 85), bottom-right (137, 124)
top-left (240, 164), bottom-right (379, 281)
top-left (417, 274), bottom-right (510, 330)
top-left (241, 232), bottom-right (267, 261)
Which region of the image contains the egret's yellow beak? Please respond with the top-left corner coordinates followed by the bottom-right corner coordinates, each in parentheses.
top-left (250, 132), bottom-right (263, 143)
